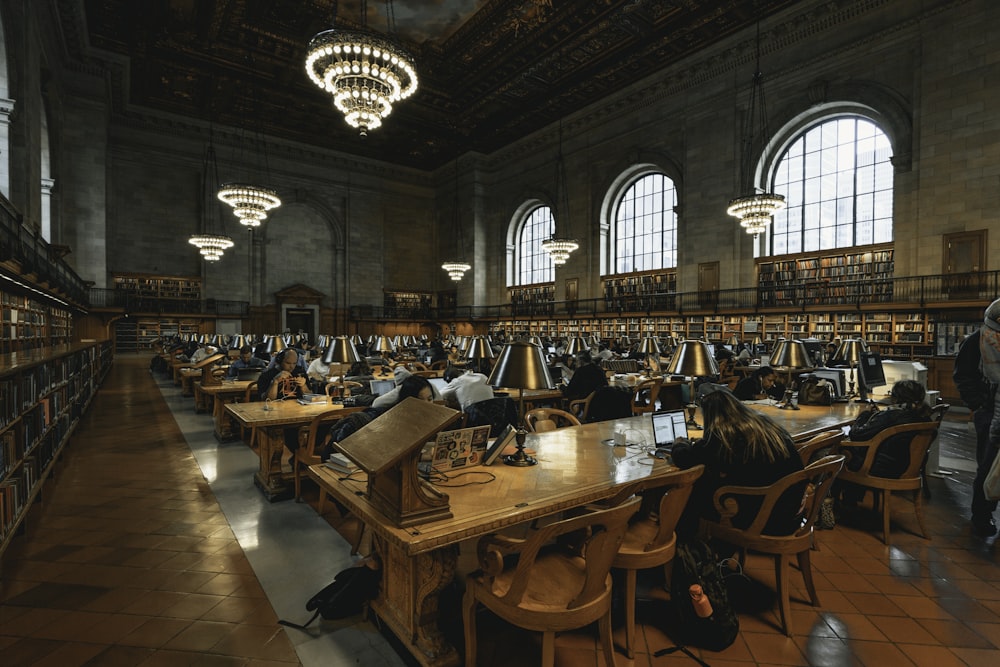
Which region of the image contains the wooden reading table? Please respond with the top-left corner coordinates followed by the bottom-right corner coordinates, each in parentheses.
top-left (307, 400), bottom-right (863, 667)
top-left (196, 379), bottom-right (255, 440)
top-left (226, 399), bottom-right (363, 501)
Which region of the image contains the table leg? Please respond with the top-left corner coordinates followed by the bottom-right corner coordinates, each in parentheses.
top-left (213, 396), bottom-right (238, 442)
top-left (369, 534), bottom-right (460, 667)
top-left (253, 427), bottom-right (292, 502)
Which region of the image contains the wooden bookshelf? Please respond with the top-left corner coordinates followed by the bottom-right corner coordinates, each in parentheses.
top-left (0, 291), bottom-right (73, 355)
top-left (603, 270), bottom-right (677, 312)
top-left (757, 244), bottom-right (894, 307)
top-left (509, 284), bottom-right (555, 315)
top-left (0, 341), bottom-right (113, 568)
top-left (383, 291), bottom-right (432, 319)
top-left (113, 273), bottom-right (201, 304)
top-left (115, 317), bottom-right (202, 353)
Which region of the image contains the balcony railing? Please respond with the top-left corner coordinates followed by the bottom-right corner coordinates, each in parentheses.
top-left (88, 288), bottom-right (249, 317)
top-left (349, 270), bottom-right (1000, 322)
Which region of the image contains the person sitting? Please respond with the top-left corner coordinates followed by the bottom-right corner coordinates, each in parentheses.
top-left (226, 345), bottom-right (267, 379)
top-left (320, 376), bottom-right (435, 461)
top-left (696, 348), bottom-right (739, 392)
top-left (190, 344), bottom-right (219, 365)
top-left (372, 366), bottom-right (443, 408)
top-left (562, 351), bottom-right (608, 401)
top-left (440, 369), bottom-right (495, 411)
top-left (259, 349), bottom-right (308, 402)
top-left (671, 387), bottom-right (805, 539)
top-left (837, 380), bottom-right (932, 506)
top-left (306, 354), bottom-right (333, 391)
top-left (733, 365), bottom-right (784, 401)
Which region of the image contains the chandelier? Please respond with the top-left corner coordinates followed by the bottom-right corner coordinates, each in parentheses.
top-left (305, 2), bottom-right (418, 136)
top-left (217, 184), bottom-right (282, 228)
top-left (541, 120), bottom-right (578, 265)
top-left (441, 159), bottom-right (470, 281)
top-left (727, 20), bottom-right (785, 238)
top-left (188, 234), bottom-right (234, 262)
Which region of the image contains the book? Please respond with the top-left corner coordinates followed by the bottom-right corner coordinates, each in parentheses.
top-left (325, 452), bottom-right (358, 474)
top-left (483, 424), bottom-right (518, 466)
top-left (297, 393), bottom-right (328, 405)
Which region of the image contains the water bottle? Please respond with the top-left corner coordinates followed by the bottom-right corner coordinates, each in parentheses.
top-left (689, 584), bottom-right (713, 618)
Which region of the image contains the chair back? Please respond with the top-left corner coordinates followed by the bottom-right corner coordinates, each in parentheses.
top-left (795, 429), bottom-right (845, 466)
top-left (583, 386), bottom-right (633, 423)
top-left (524, 408), bottom-right (581, 433)
top-left (613, 465), bottom-right (704, 550)
top-left (840, 421), bottom-right (940, 482)
top-left (242, 381), bottom-right (259, 403)
top-left (929, 403), bottom-right (950, 423)
top-left (714, 454), bottom-right (846, 540)
top-left (464, 397), bottom-right (519, 437)
top-left (481, 496), bottom-right (640, 610)
top-left (631, 378), bottom-right (663, 416)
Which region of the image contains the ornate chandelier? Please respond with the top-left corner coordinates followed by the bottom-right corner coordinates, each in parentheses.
top-left (217, 183), bottom-right (282, 228)
top-left (727, 21), bottom-right (784, 238)
top-left (541, 120), bottom-right (578, 265)
top-left (442, 261), bottom-right (471, 281)
top-left (188, 234), bottom-right (234, 262)
top-left (305, 25), bottom-right (418, 136)
top-left (442, 160), bottom-right (470, 281)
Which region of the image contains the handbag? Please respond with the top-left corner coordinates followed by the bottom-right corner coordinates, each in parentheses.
top-left (984, 450), bottom-right (1000, 501)
top-left (797, 375), bottom-right (834, 406)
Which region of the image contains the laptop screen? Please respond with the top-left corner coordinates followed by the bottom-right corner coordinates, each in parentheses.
top-left (428, 377), bottom-right (448, 394)
top-left (651, 410), bottom-right (688, 448)
top-left (370, 379), bottom-right (395, 396)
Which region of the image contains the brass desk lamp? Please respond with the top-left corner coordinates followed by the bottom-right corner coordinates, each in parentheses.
top-left (323, 335), bottom-right (363, 398)
top-left (665, 340), bottom-right (718, 429)
top-left (465, 335), bottom-right (496, 374)
top-left (769, 339), bottom-right (812, 410)
top-left (831, 338), bottom-right (868, 401)
top-left (487, 340), bottom-right (555, 467)
top-left (639, 336), bottom-right (662, 376)
top-left (565, 336), bottom-right (589, 356)
top-left (372, 335), bottom-right (396, 366)
top-left (265, 335), bottom-right (286, 356)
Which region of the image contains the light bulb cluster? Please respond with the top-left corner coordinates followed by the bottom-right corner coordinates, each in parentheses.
top-left (188, 234), bottom-right (234, 262)
top-left (217, 183), bottom-right (282, 227)
top-left (441, 261), bottom-right (471, 281)
top-left (540, 238), bottom-right (579, 265)
top-left (726, 193), bottom-right (786, 236)
top-left (305, 30), bottom-right (418, 136)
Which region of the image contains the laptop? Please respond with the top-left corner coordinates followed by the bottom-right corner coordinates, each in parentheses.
top-left (420, 425), bottom-right (492, 474)
top-left (237, 368), bottom-right (262, 382)
top-left (370, 379), bottom-right (395, 396)
top-left (651, 409), bottom-right (688, 451)
top-left (428, 377), bottom-right (449, 394)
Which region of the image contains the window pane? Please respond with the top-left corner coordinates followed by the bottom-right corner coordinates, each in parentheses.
top-left (516, 206), bottom-right (554, 285)
top-left (614, 173), bottom-right (677, 274)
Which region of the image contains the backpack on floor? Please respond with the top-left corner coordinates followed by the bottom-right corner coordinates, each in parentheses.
top-left (278, 565), bottom-right (379, 630)
top-left (667, 540), bottom-right (739, 652)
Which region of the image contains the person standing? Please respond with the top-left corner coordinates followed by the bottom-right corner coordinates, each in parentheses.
top-left (964, 299), bottom-right (1000, 536)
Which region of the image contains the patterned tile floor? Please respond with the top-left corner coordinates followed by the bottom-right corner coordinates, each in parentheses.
top-left (1, 355), bottom-right (998, 666)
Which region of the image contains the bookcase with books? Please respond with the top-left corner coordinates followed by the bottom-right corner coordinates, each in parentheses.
top-left (383, 290), bottom-right (432, 318)
top-left (509, 284), bottom-right (555, 315)
top-left (603, 271), bottom-right (678, 312)
top-left (0, 292), bottom-right (74, 355)
top-left (756, 244), bottom-right (894, 307)
top-left (0, 341), bottom-right (113, 567)
top-left (113, 273), bottom-right (202, 306)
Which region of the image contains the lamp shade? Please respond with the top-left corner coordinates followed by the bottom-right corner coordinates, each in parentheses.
top-left (265, 335), bottom-right (286, 355)
top-left (350, 334), bottom-right (363, 345)
top-left (229, 334), bottom-right (246, 351)
top-left (638, 336), bottom-right (661, 355)
top-left (487, 341), bottom-right (555, 390)
top-left (527, 336), bottom-right (544, 349)
top-left (832, 338), bottom-right (868, 364)
top-left (727, 334), bottom-right (741, 347)
top-left (457, 336), bottom-right (471, 352)
top-left (665, 340), bottom-right (719, 377)
top-left (619, 336), bottom-right (632, 350)
top-left (566, 336), bottom-right (589, 356)
top-left (465, 335), bottom-right (496, 361)
top-left (769, 339), bottom-right (812, 369)
top-left (372, 335), bottom-right (396, 354)
top-left (323, 335), bottom-right (363, 365)
top-left (751, 335), bottom-right (763, 347)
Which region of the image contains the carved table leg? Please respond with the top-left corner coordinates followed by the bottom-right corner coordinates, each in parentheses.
top-left (253, 427), bottom-right (291, 502)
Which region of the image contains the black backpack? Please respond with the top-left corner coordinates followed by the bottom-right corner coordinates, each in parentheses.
top-left (278, 565), bottom-right (380, 630)
top-left (666, 540), bottom-right (739, 652)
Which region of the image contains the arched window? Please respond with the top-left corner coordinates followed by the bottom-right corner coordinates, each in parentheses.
top-left (612, 173), bottom-right (678, 274)
top-left (769, 116), bottom-right (893, 255)
top-left (515, 206), bottom-right (554, 286)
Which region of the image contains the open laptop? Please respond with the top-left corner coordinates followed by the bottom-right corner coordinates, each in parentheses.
top-left (236, 368), bottom-right (262, 382)
top-left (651, 409), bottom-right (688, 452)
top-left (428, 377), bottom-right (449, 394)
top-left (420, 425), bottom-right (492, 475)
top-left (370, 379), bottom-right (395, 396)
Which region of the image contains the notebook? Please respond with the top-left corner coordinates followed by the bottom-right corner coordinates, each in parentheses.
top-left (651, 409), bottom-right (688, 449)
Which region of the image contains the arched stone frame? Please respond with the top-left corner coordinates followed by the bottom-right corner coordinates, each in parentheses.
top-left (0, 6), bottom-right (13, 199)
top-left (598, 153), bottom-right (684, 277)
top-left (754, 80), bottom-right (913, 256)
top-left (258, 190), bottom-right (347, 313)
top-left (504, 197), bottom-right (553, 288)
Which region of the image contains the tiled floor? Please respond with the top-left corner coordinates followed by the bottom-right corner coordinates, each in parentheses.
top-left (2, 355), bottom-right (999, 667)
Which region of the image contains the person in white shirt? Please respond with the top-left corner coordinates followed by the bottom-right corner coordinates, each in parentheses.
top-left (441, 370), bottom-right (495, 411)
top-left (306, 357), bottom-right (330, 384)
top-left (190, 345), bottom-right (218, 364)
top-left (373, 367), bottom-right (444, 408)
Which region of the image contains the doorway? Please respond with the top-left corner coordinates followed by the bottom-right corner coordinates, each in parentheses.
top-left (285, 309), bottom-right (315, 342)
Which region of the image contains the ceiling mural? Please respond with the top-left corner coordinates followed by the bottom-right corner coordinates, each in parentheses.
top-left (59, 0), bottom-right (805, 170)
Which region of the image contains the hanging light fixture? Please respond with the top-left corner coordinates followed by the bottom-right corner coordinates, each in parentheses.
top-left (189, 95), bottom-right (234, 262)
top-left (442, 159), bottom-right (471, 281)
top-left (218, 55), bottom-right (281, 228)
top-left (305, 0), bottom-right (418, 137)
top-left (726, 18), bottom-right (785, 238)
top-left (541, 120), bottom-right (579, 265)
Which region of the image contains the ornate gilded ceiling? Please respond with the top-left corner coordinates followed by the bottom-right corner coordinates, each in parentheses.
top-left (59, 0), bottom-right (804, 170)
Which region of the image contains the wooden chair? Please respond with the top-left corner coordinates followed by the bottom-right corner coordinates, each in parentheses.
top-left (239, 381), bottom-right (259, 448)
top-left (795, 429), bottom-right (845, 466)
top-left (524, 408), bottom-right (581, 433)
top-left (429, 360), bottom-right (449, 371)
top-left (630, 378), bottom-right (663, 416)
top-left (611, 465), bottom-right (704, 658)
top-left (699, 455), bottom-right (846, 636)
top-left (324, 380), bottom-right (364, 398)
top-left (835, 421), bottom-right (941, 544)
top-left (463, 496), bottom-right (640, 667)
top-left (294, 409), bottom-right (348, 507)
top-left (407, 361), bottom-right (429, 372)
top-left (567, 391), bottom-right (596, 421)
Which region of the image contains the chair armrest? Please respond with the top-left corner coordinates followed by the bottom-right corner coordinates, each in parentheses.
top-left (476, 534), bottom-right (528, 576)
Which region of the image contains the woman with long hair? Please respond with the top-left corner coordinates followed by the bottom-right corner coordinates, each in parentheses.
top-left (671, 388), bottom-right (804, 538)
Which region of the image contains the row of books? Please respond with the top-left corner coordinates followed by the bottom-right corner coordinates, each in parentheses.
top-left (0, 475), bottom-right (27, 542)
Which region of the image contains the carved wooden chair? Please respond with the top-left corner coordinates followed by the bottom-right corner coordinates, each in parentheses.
top-left (700, 455), bottom-right (845, 636)
top-left (294, 409), bottom-right (349, 508)
top-left (324, 380), bottom-right (364, 399)
top-left (524, 408), bottom-right (581, 433)
top-left (836, 421), bottom-right (941, 544)
top-left (795, 429), bottom-right (846, 466)
top-left (429, 360), bottom-right (449, 371)
top-left (239, 381), bottom-right (259, 448)
top-left (567, 391), bottom-right (596, 422)
top-left (463, 496), bottom-right (640, 667)
top-left (611, 465), bottom-right (704, 658)
top-left (630, 378), bottom-right (663, 416)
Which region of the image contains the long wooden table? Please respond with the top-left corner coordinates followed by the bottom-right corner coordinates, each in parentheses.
top-left (308, 401), bottom-right (863, 667)
top-left (196, 379), bottom-right (255, 440)
top-left (226, 399), bottom-right (362, 501)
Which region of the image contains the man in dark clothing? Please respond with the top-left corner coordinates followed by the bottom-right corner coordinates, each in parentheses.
top-left (562, 352), bottom-right (608, 401)
top-left (954, 329), bottom-right (998, 536)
